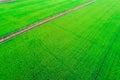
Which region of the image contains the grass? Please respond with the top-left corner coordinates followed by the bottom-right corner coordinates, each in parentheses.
top-left (0, 0), bottom-right (120, 80)
top-left (0, 0), bottom-right (89, 37)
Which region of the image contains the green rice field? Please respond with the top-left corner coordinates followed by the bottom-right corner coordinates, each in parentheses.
top-left (0, 0), bottom-right (120, 80)
top-left (0, 0), bottom-right (88, 37)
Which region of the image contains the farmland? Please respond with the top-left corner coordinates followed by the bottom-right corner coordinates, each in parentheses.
top-left (0, 0), bottom-right (89, 37)
top-left (0, 0), bottom-right (120, 80)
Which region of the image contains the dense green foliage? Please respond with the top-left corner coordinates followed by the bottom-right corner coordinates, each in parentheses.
top-left (0, 0), bottom-right (88, 37)
top-left (0, 0), bottom-right (120, 80)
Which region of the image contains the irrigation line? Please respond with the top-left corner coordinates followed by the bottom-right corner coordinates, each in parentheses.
top-left (94, 28), bottom-right (120, 80)
top-left (0, 0), bottom-right (96, 44)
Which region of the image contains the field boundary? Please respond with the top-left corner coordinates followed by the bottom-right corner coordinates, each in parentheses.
top-left (0, 0), bottom-right (96, 44)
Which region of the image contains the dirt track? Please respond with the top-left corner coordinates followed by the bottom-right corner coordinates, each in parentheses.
top-left (0, 0), bottom-right (96, 44)
top-left (0, 0), bottom-right (13, 3)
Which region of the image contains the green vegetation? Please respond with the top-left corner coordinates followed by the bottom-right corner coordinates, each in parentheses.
top-left (0, 0), bottom-right (88, 37)
top-left (0, 0), bottom-right (120, 80)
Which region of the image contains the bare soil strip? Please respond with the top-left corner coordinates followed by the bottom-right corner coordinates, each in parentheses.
top-left (0, 0), bottom-right (96, 44)
top-left (0, 0), bottom-right (14, 3)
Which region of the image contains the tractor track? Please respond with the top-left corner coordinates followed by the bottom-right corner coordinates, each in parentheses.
top-left (94, 28), bottom-right (120, 80)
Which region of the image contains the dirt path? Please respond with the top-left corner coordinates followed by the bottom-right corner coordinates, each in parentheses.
top-left (0, 0), bottom-right (14, 3)
top-left (0, 0), bottom-right (96, 44)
